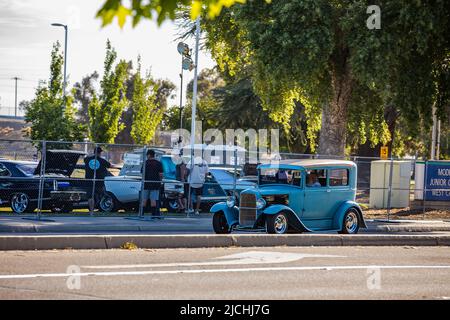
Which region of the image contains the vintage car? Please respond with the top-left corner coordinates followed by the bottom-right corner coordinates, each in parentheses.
top-left (210, 159), bottom-right (367, 234)
top-left (0, 150), bottom-right (87, 213)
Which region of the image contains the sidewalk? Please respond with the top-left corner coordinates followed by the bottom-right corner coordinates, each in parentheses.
top-left (1, 215), bottom-right (450, 234)
top-left (0, 214), bottom-right (212, 234)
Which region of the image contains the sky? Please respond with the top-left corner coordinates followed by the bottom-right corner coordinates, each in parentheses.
top-left (0, 0), bottom-right (215, 116)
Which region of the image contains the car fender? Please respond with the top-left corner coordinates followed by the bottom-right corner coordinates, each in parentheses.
top-left (332, 201), bottom-right (367, 230)
top-left (210, 202), bottom-right (239, 226)
top-left (263, 205), bottom-right (312, 232)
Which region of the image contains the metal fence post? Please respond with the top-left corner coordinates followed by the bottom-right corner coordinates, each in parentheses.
top-left (138, 146), bottom-right (148, 218)
top-left (386, 157), bottom-right (394, 221)
top-left (36, 140), bottom-right (46, 220)
top-left (233, 147), bottom-right (237, 200)
top-left (89, 143), bottom-right (98, 216)
top-left (423, 160), bottom-right (428, 218)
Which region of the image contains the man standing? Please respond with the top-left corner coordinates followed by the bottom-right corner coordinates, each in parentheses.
top-left (84, 146), bottom-right (111, 213)
top-left (142, 149), bottom-right (163, 218)
top-left (188, 156), bottom-right (209, 215)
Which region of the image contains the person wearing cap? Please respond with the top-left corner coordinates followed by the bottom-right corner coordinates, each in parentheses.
top-left (84, 146), bottom-right (111, 213)
top-left (142, 149), bottom-right (163, 218)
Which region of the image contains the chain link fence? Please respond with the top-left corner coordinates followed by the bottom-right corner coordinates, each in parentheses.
top-left (0, 138), bottom-right (448, 221)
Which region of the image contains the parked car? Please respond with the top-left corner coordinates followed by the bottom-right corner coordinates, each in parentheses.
top-left (99, 154), bottom-right (257, 213)
top-left (99, 153), bottom-right (182, 212)
top-left (0, 150), bottom-right (87, 213)
top-left (210, 159), bottom-right (367, 234)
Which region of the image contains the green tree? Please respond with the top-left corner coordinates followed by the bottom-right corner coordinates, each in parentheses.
top-left (130, 57), bottom-right (162, 144)
top-left (73, 71), bottom-right (99, 124)
top-left (96, 0), bottom-right (252, 27)
top-left (198, 1), bottom-right (450, 156)
top-left (88, 40), bottom-right (129, 143)
top-left (24, 42), bottom-right (84, 148)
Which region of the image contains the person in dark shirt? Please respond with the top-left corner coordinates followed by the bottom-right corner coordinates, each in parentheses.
top-left (142, 149), bottom-right (163, 217)
top-left (84, 146), bottom-right (111, 213)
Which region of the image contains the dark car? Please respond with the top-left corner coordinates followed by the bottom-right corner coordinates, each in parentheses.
top-left (0, 150), bottom-right (87, 213)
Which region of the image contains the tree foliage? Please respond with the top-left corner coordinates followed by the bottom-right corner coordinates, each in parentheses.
top-left (88, 40), bottom-right (129, 143)
top-left (73, 71), bottom-right (99, 125)
top-left (24, 42), bottom-right (85, 148)
top-left (97, 0), bottom-right (253, 27)
top-left (198, 0), bottom-right (450, 156)
top-left (130, 57), bottom-right (162, 144)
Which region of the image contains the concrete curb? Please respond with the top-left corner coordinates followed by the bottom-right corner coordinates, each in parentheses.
top-left (1, 234), bottom-right (449, 250)
top-left (373, 226), bottom-right (450, 232)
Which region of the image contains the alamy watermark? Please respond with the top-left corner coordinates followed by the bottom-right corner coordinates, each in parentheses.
top-left (66, 265), bottom-right (81, 290)
top-left (367, 5), bottom-right (381, 30)
top-left (367, 267), bottom-right (381, 290)
top-left (170, 122), bottom-right (280, 166)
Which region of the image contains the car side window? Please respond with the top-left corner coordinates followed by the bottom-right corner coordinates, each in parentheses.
top-left (329, 169), bottom-right (349, 186)
top-left (0, 163), bottom-right (11, 177)
top-left (306, 169), bottom-right (326, 187)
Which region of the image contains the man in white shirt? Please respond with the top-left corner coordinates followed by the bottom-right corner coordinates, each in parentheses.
top-left (187, 156), bottom-right (209, 215)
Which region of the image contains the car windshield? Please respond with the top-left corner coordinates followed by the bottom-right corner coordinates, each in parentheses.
top-left (259, 168), bottom-right (302, 186)
top-left (119, 156), bottom-right (177, 179)
top-left (16, 163), bottom-right (37, 176)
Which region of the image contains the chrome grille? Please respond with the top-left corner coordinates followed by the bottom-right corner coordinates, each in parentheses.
top-left (239, 193), bottom-right (257, 226)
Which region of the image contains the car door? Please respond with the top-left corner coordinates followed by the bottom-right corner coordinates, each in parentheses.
top-left (302, 168), bottom-right (333, 230)
top-left (105, 175), bottom-right (141, 203)
top-left (0, 163), bottom-right (12, 204)
top-left (327, 167), bottom-right (352, 215)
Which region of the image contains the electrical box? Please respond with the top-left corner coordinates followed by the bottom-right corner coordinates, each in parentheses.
top-left (369, 160), bottom-right (412, 209)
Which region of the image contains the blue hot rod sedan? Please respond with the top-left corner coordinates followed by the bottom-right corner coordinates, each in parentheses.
top-left (210, 159), bottom-right (367, 234)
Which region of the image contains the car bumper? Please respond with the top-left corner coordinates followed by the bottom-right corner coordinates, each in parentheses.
top-left (50, 191), bottom-right (87, 202)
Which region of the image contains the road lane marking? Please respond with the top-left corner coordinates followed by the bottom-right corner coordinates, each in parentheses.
top-left (1, 265), bottom-right (450, 280)
top-left (82, 251), bottom-right (345, 269)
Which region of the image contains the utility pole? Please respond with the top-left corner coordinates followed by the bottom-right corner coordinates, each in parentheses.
top-left (12, 77), bottom-right (21, 117)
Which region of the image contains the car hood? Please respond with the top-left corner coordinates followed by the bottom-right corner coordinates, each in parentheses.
top-left (34, 150), bottom-right (86, 177)
top-left (241, 184), bottom-right (298, 197)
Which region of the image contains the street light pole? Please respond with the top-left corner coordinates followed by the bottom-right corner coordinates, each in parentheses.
top-left (176, 42), bottom-right (194, 146)
top-left (179, 54), bottom-right (184, 143)
top-left (51, 23), bottom-right (68, 105)
top-left (12, 77), bottom-right (21, 117)
top-left (189, 17), bottom-right (201, 162)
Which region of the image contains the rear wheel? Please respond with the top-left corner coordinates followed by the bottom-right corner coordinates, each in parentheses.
top-left (10, 193), bottom-right (36, 214)
top-left (338, 208), bottom-right (360, 234)
top-left (212, 211), bottom-right (231, 234)
top-left (266, 212), bottom-right (289, 234)
top-left (99, 193), bottom-right (118, 213)
top-left (164, 199), bottom-right (179, 213)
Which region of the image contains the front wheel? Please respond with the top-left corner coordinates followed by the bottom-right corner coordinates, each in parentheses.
top-left (338, 208), bottom-right (360, 234)
top-left (266, 212), bottom-right (289, 234)
top-left (212, 211), bottom-right (231, 234)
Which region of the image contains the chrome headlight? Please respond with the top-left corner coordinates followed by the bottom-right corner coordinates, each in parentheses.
top-left (226, 197), bottom-right (235, 208)
top-left (256, 198), bottom-right (266, 209)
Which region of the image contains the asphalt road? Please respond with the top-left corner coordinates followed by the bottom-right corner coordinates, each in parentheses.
top-left (0, 246), bottom-right (449, 300)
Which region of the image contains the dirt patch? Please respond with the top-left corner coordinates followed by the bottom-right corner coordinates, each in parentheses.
top-left (362, 208), bottom-right (450, 220)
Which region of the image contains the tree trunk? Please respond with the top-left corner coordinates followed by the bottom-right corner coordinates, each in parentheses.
top-left (318, 59), bottom-right (353, 157)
